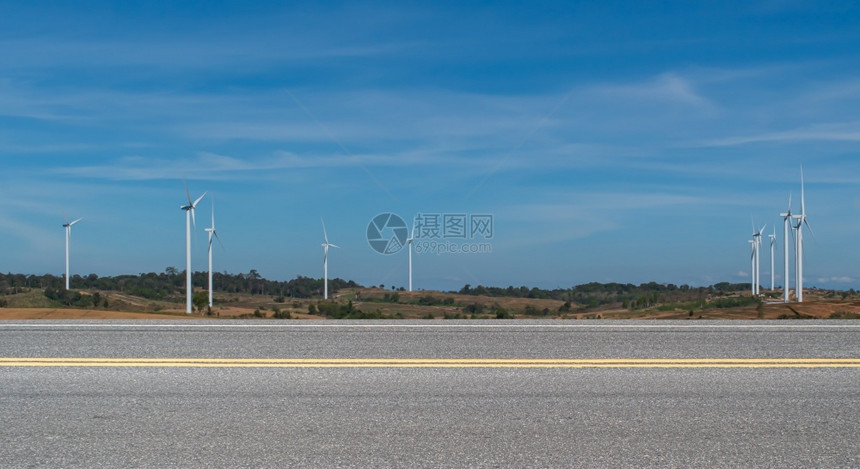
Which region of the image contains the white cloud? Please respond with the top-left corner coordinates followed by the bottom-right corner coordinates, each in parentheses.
top-left (589, 73), bottom-right (715, 110)
top-left (0, 214), bottom-right (55, 249)
top-left (52, 151), bottom-right (454, 181)
top-left (698, 121), bottom-right (860, 147)
top-left (817, 276), bottom-right (854, 284)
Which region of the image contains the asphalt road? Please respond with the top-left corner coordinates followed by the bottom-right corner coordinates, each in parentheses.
top-left (1, 321), bottom-right (858, 468)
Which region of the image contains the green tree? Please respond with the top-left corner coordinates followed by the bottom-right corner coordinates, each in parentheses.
top-left (193, 290), bottom-right (208, 312)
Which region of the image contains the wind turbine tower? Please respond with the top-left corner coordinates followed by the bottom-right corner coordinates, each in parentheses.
top-left (752, 224), bottom-right (765, 295)
top-left (769, 228), bottom-right (776, 291)
top-left (62, 215), bottom-right (82, 290)
top-left (407, 224), bottom-right (415, 292)
top-left (181, 184), bottom-right (206, 314)
top-left (204, 201), bottom-right (222, 308)
top-left (748, 240), bottom-right (756, 296)
top-left (779, 196), bottom-right (792, 303)
top-left (793, 168), bottom-right (812, 303)
top-left (321, 219), bottom-right (339, 300)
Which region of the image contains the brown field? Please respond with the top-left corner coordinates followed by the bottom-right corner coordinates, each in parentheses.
top-left (1, 287), bottom-right (859, 321)
top-left (0, 308), bottom-right (193, 320)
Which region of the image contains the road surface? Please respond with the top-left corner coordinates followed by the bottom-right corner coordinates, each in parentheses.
top-left (1, 320), bottom-right (858, 467)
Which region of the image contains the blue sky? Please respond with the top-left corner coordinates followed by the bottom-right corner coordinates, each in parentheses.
top-left (1, 1), bottom-right (859, 291)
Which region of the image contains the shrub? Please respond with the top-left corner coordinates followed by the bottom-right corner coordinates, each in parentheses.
top-left (829, 311), bottom-right (860, 319)
top-left (273, 310), bottom-right (291, 319)
top-left (523, 305), bottom-right (548, 316)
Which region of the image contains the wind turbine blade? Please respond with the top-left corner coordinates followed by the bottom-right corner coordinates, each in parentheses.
top-left (804, 219), bottom-right (815, 240)
top-left (184, 181), bottom-right (193, 206)
top-left (330, 244), bottom-right (340, 249)
top-left (800, 166), bottom-right (805, 216)
top-left (214, 231), bottom-right (226, 250)
top-left (321, 218), bottom-right (329, 244)
top-left (193, 192), bottom-right (206, 208)
top-left (191, 208), bottom-right (196, 230)
top-left (70, 218), bottom-right (83, 226)
top-left (63, 209), bottom-right (69, 225)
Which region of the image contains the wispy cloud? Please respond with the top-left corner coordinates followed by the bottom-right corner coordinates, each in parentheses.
top-left (497, 192), bottom-right (703, 245)
top-left (817, 276), bottom-right (855, 284)
top-left (0, 214), bottom-right (56, 248)
top-left (0, 35), bottom-right (418, 71)
top-left (508, 192), bottom-right (702, 220)
top-left (698, 121), bottom-right (860, 147)
top-left (52, 151), bottom-right (454, 181)
top-left (589, 73), bottom-right (716, 110)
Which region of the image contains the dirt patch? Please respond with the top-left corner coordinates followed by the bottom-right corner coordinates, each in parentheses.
top-left (0, 308), bottom-right (197, 320)
top-left (3, 289), bottom-right (858, 321)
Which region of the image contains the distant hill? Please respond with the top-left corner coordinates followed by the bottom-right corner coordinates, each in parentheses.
top-left (0, 270), bottom-right (359, 303)
top-left (2, 271), bottom-right (858, 320)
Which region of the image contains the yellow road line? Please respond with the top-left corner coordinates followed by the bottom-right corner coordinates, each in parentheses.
top-left (1, 358), bottom-right (859, 368)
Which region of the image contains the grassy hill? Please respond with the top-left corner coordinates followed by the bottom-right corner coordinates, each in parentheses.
top-left (1, 286), bottom-right (859, 320)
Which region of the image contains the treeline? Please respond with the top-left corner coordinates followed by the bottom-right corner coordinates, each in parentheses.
top-left (458, 281), bottom-right (752, 308)
top-left (0, 270), bottom-right (360, 301)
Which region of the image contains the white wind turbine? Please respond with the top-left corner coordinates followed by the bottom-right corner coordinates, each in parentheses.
top-left (181, 184), bottom-right (206, 313)
top-left (793, 168), bottom-right (812, 303)
top-left (407, 224), bottom-right (415, 292)
top-left (779, 195), bottom-right (792, 303)
top-left (748, 240), bottom-right (756, 296)
top-left (321, 219), bottom-right (339, 300)
top-left (204, 201), bottom-right (223, 309)
top-left (752, 223), bottom-right (765, 296)
top-left (62, 214), bottom-right (83, 290)
top-left (769, 228), bottom-right (776, 292)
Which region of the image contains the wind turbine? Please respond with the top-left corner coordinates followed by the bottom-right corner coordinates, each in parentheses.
top-left (407, 224), bottom-right (415, 292)
top-left (321, 219), bottom-right (339, 300)
top-left (752, 223), bottom-right (765, 295)
top-left (748, 240), bottom-right (756, 296)
top-left (779, 195), bottom-right (792, 302)
top-left (181, 184), bottom-right (206, 313)
top-left (62, 214), bottom-right (83, 290)
top-left (793, 168), bottom-right (812, 303)
top-left (769, 228), bottom-right (776, 292)
top-left (204, 200), bottom-right (223, 309)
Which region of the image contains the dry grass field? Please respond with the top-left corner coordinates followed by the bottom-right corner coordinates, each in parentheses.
top-left (2, 286), bottom-right (859, 321)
